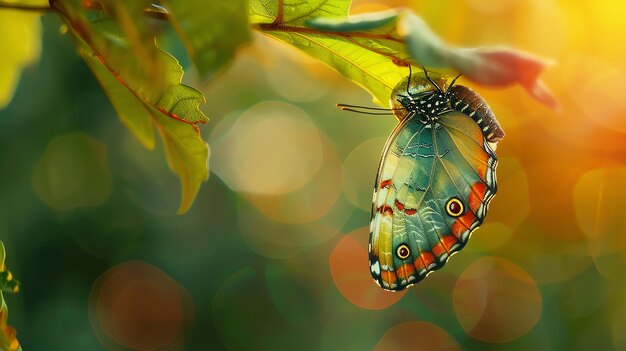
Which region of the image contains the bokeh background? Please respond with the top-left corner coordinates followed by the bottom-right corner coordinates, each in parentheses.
top-left (2, 0), bottom-right (626, 350)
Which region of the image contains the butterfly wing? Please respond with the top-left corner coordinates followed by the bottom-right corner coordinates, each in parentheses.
top-left (369, 111), bottom-right (497, 291)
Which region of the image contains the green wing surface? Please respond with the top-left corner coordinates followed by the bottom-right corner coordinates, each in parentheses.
top-left (369, 111), bottom-right (497, 291)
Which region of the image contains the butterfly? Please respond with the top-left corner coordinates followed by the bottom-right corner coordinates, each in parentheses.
top-left (339, 66), bottom-right (505, 291)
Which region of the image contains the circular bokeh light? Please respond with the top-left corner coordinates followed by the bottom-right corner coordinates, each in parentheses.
top-left (90, 261), bottom-right (193, 350)
top-left (374, 321), bottom-right (460, 351)
top-left (211, 101), bottom-right (323, 195)
top-left (32, 132), bottom-right (111, 210)
top-left (244, 136), bottom-right (344, 224)
top-left (329, 227), bottom-right (407, 310)
top-left (453, 257), bottom-right (542, 343)
top-left (573, 167), bottom-right (626, 280)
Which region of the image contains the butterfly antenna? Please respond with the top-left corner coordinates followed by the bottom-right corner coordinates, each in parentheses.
top-left (421, 64), bottom-right (443, 93)
top-left (447, 73), bottom-right (463, 93)
top-left (339, 108), bottom-right (394, 115)
top-left (336, 103), bottom-right (401, 111)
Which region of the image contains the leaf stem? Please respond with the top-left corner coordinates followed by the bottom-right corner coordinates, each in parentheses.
top-left (0, 1), bottom-right (53, 11)
top-left (272, 0), bottom-right (283, 25)
top-left (254, 23), bottom-right (403, 43)
top-left (254, 22), bottom-right (410, 66)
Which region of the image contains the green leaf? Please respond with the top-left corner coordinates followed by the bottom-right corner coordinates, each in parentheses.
top-left (164, 0), bottom-right (251, 78)
top-left (31, 132), bottom-right (112, 211)
top-left (310, 10), bottom-right (557, 108)
top-left (156, 113), bottom-right (209, 214)
top-left (0, 8), bottom-right (41, 109)
top-left (82, 51), bottom-right (156, 148)
top-left (251, 1), bottom-right (409, 106)
top-left (54, 2), bottom-right (209, 213)
top-left (0, 242), bottom-right (21, 351)
top-left (80, 46), bottom-right (209, 213)
top-left (265, 30), bottom-right (406, 107)
top-left (255, 2), bottom-right (557, 108)
top-left (249, 0), bottom-right (350, 25)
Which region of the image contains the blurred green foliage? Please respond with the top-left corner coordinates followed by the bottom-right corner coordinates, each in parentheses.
top-left (164, 0), bottom-right (250, 78)
top-left (0, 1), bottom-right (42, 109)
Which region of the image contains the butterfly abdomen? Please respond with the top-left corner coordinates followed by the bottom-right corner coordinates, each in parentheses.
top-left (450, 85), bottom-right (505, 143)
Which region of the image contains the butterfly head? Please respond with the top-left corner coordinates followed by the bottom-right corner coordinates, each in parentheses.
top-left (395, 66), bottom-right (462, 121)
top-left (398, 90), bottom-right (452, 119)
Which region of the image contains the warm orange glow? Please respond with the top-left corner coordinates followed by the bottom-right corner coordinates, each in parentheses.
top-left (330, 227), bottom-right (407, 309)
top-left (453, 257), bottom-right (542, 343)
top-left (375, 321), bottom-right (460, 351)
top-left (89, 261), bottom-right (193, 350)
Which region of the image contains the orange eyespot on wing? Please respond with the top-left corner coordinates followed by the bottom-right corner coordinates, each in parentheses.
top-left (396, 244), bottom-right (411, 259)
top-left (446, 198), bottom-right (465, 217)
